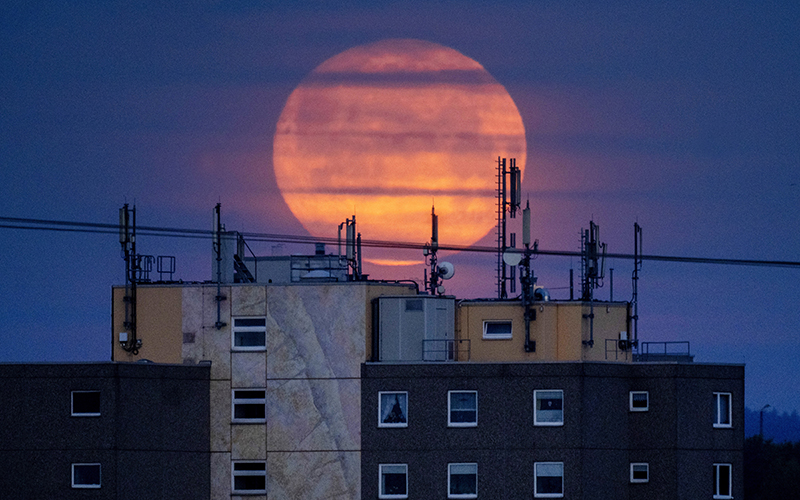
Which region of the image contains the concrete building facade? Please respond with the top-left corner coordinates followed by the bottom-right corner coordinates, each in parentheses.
top-left (113, 282), bottom-right (417, 499)
top-left (361, 362), bottom-right (743, 500)
top-left (0, 362), bottom-right (210, 499)
top-left (110, 275), bottom-right (742, 500)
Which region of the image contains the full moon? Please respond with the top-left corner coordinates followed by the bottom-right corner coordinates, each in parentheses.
top-left (273, 39), bottom-right (526, 262)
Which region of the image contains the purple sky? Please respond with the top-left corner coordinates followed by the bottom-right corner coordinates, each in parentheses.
top-left (1, 2), bottom-right (798, 413)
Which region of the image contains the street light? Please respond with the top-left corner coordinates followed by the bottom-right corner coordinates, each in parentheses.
top-left (760, 404), bottom-right (771, 438)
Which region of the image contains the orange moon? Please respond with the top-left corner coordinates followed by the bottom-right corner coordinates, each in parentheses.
top-left (273, 39), bottom-right (526, 259)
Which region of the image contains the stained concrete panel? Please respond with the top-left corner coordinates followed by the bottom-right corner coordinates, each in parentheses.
top-left (231, 351), bottom-right (267, 388)
top-left (267, 451), bottom-right (360, 500)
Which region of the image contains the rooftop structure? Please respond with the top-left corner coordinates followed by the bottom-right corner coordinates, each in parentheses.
top-left (106, 199), bottom-right (739, 499)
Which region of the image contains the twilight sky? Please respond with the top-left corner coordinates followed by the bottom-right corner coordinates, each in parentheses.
top-left (1, 1), bottom-right (798, 413)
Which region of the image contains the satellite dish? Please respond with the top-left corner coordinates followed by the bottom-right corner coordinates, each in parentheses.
top-left (534, 286), bottom-right (550, 301)
top-left (503, 251), bottom-right (522, 267)
top-left (437, 261), bottom-right (455, 280)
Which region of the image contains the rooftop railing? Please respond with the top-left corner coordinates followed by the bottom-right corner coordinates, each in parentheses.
top-left (422, 339), bottom-right (470, 362)
top-left (635, 341), bottom-right (693, 363)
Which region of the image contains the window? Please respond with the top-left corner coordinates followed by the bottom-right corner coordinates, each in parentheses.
top-left (72, 463), bottom-right (101, 489)
top-left (379, 392), bottom-right (408, 427)
top-left (630, 391), bottom-right (649, 412)
top-left (714, 393), bottom-right (732, 428)
top-left (448, 391), bottom-right (477, 427)
top-left (448, 463), bottom-right (477, 498)
top-left (232, 389), bottom-right (266, 423)
top-left (232, 461), bottom-right (266, 494)
top-left (379, 464), bottom-right (408, 499)
top-left (630, 463), bottom-right (649, 483)
top-left (232, 317), bottom-right (267, 351)
top-left (71, 391), bottom-right (100, 416)
top-left (534, 462), bottom-right (563, 497)
top-left (713, 463), bottom-right (732, 499)
top-left (534, 390), bottom-right (563, 426)
top-left (483, 320), bottom-right (512, 339)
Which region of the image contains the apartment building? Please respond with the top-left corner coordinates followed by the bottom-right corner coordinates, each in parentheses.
top-left (361, 362), bottom-right (742, 499)
top-left (0, 362), bottom-right (210, 499)
top-left (106, 219), bottom-right (742, 499)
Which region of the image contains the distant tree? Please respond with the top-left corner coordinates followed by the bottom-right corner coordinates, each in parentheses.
top-left (745, 436), bottom-right (800, 499)
top-left (744, 406), bottom-right (800, 442)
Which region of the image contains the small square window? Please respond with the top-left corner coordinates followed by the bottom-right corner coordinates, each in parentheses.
top-left (232, 389), bottom-right (266, 423)
top-left (232, 317), bottom-right (267, 351)
top-left (630, 463), bottom-right (649, 483)
top-left (72, 463), bottom-right (101, 489)
top-left (714, 393), bottom-right (732, 428)
top-left (232, 461), bottom-right (266, 494)
top-left (483, 320), bottom-right (512, 339)
top-left (630, 391), bottom-right (649, 412)
top-left (713, 463), bottom-right (732, 499)
top-left (71, 391), bottom-right (100, 417)
top-left (534, 462), bottom-right (563, 497)
top-left (379, 392), bottom-right (408, 428)
top-left (448, 463), bottom-right (477, 498)
top-left (379, 464), bottom-right (408, 499)
top-left (534, 390), bottom-right (563, 426)
top-left (449, 391), bottom-right (478, 427)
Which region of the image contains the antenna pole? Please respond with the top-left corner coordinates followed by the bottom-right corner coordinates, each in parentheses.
top-left (119, 204), bottom-right (141, 355)
top-left (501, 157), bottom-right (507, 298)
top-left (213, 203), bottom-right (227, 329)
top-left (631, 222), bottom-right (642, 348)
top-left (496, 158), bottom-right (507, 298)
top-left (581, 220), bottom-right (606, 348)
top-left (496, 157), bottom-right (502, 298)
top-left (495, 157), bottom-right (522, 299)
top-left (521, 200), bottom-right (536, 352)
top-left (426, 205), bottom-right (441, 294)
top-left (343, 215), bottom-right (360, 280)
top-left (357, 232), bottom-right (362, 279)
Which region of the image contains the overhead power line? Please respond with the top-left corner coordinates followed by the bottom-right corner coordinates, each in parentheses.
top-left (1, 215), bottom-right (799, 269)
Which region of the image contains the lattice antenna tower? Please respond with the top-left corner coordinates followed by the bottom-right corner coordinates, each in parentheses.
top-left (496, 157), bottom-right (521, 298)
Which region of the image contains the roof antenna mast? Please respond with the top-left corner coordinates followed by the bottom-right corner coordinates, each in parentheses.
top-left (496, 157), bottom-right (521, 298)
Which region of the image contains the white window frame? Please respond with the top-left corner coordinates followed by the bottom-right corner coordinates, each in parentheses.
top-left (71, 463), bottom-right (101, 489)
top-left (448, 391), bottom-right (478, 427)
top-left (379, 464), bottom-right (408, 499)
top-left (447, 462), bottom-right (477, 499)
top-left (482, 320), bottom-right (512, 339)
top-left (378, 391), bottom-right (408, 428)
top-left (534, 462), bottom-right (564, 498)
top-left (713, 463), bottom-right (732, 499)
top-left (630, 463), bottom-right (649, 483)
top-left (713, 392), bottom-right (732, 428)
top-left (71, 390), bottom-right (101, 417)
top-left (629, 391), bottom-right (649, 412)
top-left (231, 461), bottom-right (267, 495)
top-left (231, 317), bottom-right (267, 351)
top-left (231, 388), bottom-right (266, 424)
top-left (534, 390), bottom-right (564, 426)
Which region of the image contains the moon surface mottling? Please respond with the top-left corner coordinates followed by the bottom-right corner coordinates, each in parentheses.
top-left (273, 38), bottom-right (526, 256)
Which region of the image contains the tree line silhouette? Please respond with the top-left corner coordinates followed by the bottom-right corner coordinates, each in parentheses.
top-left (745, 436), bottom-right (800, 499)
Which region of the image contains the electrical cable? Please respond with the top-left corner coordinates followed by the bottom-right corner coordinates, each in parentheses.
top-left (1, 215), bottom-right (799, 269)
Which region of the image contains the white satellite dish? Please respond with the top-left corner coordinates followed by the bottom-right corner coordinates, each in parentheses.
top-left (437, 261), bottom-right (455, 280)
top-left (503, 251), bottom-right (522, 267)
